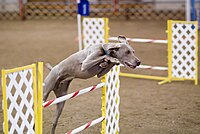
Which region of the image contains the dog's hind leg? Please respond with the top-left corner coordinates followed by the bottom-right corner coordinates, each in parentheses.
top-left (54, 75), bottom-right (74, 91)
top-left (43, 68), bottom-right (58, 101)
top-left (51, 79), bottom-right (72, 134)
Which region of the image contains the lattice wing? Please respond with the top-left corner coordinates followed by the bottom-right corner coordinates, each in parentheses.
top-left (171, 22), bottom-right (198, 79)
top-left (4, 69), bottom-right (35, 134)
top-left (82, 18), bottom-right (106, 48)
top-left (106, 65), bottom-right (120, 134)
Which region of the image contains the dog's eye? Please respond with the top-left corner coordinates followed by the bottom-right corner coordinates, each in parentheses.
top-left (126, 50), bottom-right (130, 54)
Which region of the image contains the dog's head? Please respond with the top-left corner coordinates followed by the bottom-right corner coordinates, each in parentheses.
top-left (103, 36), bottom-right (141, 69)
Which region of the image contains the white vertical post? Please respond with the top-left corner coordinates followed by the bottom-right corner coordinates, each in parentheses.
top-left (77, 0), bottom-right (82, 51)
top-left (186, 0), bottom-right (191, 21)
top-left (77, 14), bottom-right (82, 51)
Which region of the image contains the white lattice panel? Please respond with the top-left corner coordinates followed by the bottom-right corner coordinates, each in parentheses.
top-left (82, 18), bottom-right (106, 48)
top-left (106, 65), bottom-right (120, 134)
top-left (171, 22), bottom-right (198, 79)
top-left (4, 69), bottom-right (35, 134)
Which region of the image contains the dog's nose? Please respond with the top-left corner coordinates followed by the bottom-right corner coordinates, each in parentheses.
top-left (137, 61), bottom-right (141, 66)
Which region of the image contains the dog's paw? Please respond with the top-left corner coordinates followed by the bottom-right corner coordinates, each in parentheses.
top-left (109, 57), bottom-right (120, 64)
top-left (99, 62), bottom-right (109, 68)
top-left (104, 56), bottom-right (110, 62)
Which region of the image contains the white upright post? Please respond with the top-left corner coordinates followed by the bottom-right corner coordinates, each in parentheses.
top-left (77, 14), bottom-right (82, 51)
top-left (186, 0), bottom-right (191, 21)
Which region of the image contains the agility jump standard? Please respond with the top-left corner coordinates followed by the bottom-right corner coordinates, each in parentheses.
top-left (109, 20), bottom-right (199, 85)
top-left (2, 62), bottom-right (120, 134)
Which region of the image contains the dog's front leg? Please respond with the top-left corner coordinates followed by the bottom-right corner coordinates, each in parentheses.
top-left (105, 56), bottom-right (120, 64)
top-left (99, 56), bottom-right (120, 68)
top-left (97, 63), bottom-right (115, 78)
top-left (81, 52), bottom-right (107, 71)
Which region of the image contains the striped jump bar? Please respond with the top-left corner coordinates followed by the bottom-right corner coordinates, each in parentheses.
top-left (43, 83), bottom-right (105, 108)
top-left (109, 37), bottom-right (168, 44)
top-left (66, 117), bottom-right (105, 134)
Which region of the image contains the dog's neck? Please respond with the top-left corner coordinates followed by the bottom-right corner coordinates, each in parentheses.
top-left (104, 50), bottom-right (110, 55)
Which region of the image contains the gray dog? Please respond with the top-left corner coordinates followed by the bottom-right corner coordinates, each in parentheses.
top-left (43, 36), bottom-right (140, 134)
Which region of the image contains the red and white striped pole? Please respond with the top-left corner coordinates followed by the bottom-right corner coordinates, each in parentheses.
top-left (66, 117), bottom-right (105, 134)
top-left (109, 37), bottom-right (168, 44)
top-left (43, 83), bottom-right (105, 108)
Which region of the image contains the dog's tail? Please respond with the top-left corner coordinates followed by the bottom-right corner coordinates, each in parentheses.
top-left (45, 63), bottom-right (53, 71)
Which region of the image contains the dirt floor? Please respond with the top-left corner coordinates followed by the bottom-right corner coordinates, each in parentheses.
top-left (0, 19), bottom-right (200, 134)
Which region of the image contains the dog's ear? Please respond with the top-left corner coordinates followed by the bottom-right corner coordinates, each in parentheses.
top-left (118, 35), bottom-right (128, 44)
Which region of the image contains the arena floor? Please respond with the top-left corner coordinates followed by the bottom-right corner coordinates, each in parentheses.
top-left (0, 19), bottom-right (200, 134)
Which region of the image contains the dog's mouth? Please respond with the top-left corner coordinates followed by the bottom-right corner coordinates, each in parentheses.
top-left (124, 62), bottom-right (137, 69)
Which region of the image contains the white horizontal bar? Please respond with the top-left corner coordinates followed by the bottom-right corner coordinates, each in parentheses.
top-left (109, 37), bottom-right (168, 44)
top-left (120, 64), bottom-right (168, 71)
top-left (138, 65), bottom-right (168, 71)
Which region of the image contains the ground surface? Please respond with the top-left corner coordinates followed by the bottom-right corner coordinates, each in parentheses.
top-left (0, 19), bottom-right (200, 134)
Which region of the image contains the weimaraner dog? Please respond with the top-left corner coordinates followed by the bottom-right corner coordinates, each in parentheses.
top-left (43, 36), bottom-right (140, 134)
